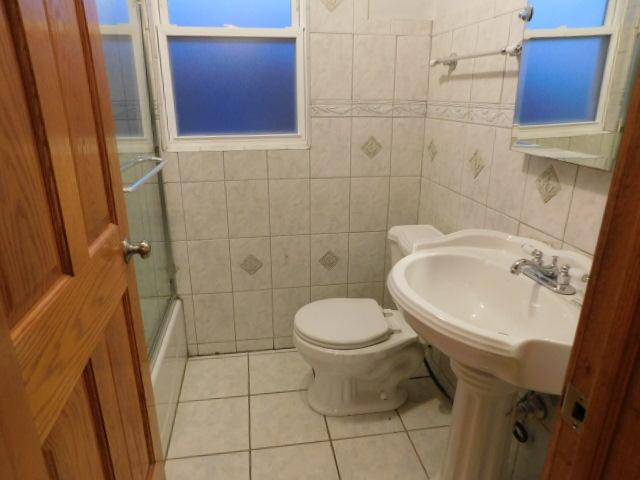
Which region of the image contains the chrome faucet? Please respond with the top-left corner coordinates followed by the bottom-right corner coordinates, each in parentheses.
top-left (511, 249), bottom-right (576, 295)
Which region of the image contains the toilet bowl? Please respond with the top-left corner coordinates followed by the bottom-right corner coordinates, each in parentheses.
top-left (293, 225), bottom-right (444, 416)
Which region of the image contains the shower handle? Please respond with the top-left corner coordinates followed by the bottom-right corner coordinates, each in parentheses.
top-left (123, 239), bottom-right (152, 263)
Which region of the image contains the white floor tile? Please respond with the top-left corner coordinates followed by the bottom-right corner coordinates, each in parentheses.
top-left (409, 427), bottom-right (450, 478)
top-left (165, 452), bottom-right (249, 480)
top-left (398, 378), bottom-right (452, 430)
top-left (249, 351), bottom-right (313, 394)
top-left (180, 356), bottom-right (248, 401)
top-left (251, 442), bottom-right (339, 480)
top-left (250, 391), bottom-right (329, 448)
top-left (333, 432), bottom-right (427, 480)
top-left (326, 411), bottom-right (404, 440)
top-left (168, 397), bottom-right (249, 458)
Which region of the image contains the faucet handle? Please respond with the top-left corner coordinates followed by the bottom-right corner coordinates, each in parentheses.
top-left (558, 265), bottom-right (571, 286)
top-left (531, 249), bottom-right (544, 265)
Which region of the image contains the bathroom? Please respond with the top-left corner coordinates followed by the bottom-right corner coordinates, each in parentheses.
top-left (1, 0), bottom-right (639, 479)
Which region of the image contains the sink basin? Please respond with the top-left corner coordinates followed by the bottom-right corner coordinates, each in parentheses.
top-left (387, 229), bottom-right (592, 480)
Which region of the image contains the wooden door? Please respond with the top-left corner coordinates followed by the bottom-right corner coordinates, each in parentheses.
top-left (542, 68), bottom-right (640, 476)
top-left (0, 0), bottom-right (163, 479)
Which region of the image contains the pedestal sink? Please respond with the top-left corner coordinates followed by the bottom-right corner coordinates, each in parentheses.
top-left (387, 229), bottom-right (592, 480)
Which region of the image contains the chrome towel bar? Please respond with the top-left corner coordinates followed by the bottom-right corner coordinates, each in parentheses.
top-left (430, 42), bottom-right (522, 71)
top-left (121, 156), bottom-right (167, 193)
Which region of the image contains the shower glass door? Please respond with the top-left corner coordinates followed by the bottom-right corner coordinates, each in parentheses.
top-left (96, 0), bottom-right (177, 357)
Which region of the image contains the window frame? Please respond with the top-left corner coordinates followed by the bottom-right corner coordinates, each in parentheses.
top-left (513, 0), bottom-right (625, 140)
top-left (99, 0), bottom-right (155, 153)
top-left (153, 0), bottom-right (309, 152)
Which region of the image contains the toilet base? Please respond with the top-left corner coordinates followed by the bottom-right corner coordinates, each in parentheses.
top-left (307, 372), bottom-right (410, 416)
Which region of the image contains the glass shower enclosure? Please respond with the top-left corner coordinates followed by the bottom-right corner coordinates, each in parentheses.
top-left (96, 0), bottom-right (177, 359)
top-left (95, 0), bottom-right (186, 455)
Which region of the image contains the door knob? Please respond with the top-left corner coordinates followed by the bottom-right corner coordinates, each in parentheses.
top-left (123, 239), bottom-right (151, 263)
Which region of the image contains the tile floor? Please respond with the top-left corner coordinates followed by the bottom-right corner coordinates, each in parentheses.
top-left (166, 349), bottom-right (452, 480)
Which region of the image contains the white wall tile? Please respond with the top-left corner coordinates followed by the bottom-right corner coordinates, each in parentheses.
top-left (229, 237), bottom-right (272, 291)
top-left (182, 182), bottom-right (228, 239)
top-left (310, 117), bottom-right (352, 177)
top-left (193, 293), bottom-right (235, 343)
top-left (457, 197), bottom-right (486, 230)
top-left (448, 24), bottom-right (478, 102)
top-left (487, 128), bottom-right (528, 218)
top-left (395, 36), bottom-right (430, 101)
top-left (353, 35), bottom-right (397, 100)
top-left (163, 183), bottom-right (186, 241)
top-left (271, 236), bottom-right (311, 288)
top-left (226, 180), bottom-right (270, 237)
top-left (428, 32), bottom-right (453, 101)
top-left (388, 177), bottom-right (420, 227)
top-left (520, 158), bottom-right (577, 240)
top-left (470, 15), bottom-right (510, 103)
top-left (179, 151), bottom-right (224, 181)
top-left (269, 179), bottom-right (310, 235)
top-left (188, 240), bottom-right (232, 294)
top-left (350, 177), bottom-right (390, 231)
top-left (267, 150), bottom-right (310, 179)
top-left (273, 287), bottom-right (311, 337)
top-left (311, 284), bottom-right (348, 301)
top-left (436, 120), bottom-right (466, 192)
top-left (347, 282), bottom-right (384, 304)
top-left (484, 208), bottom-right (518, 235)
top-left (310, 178), bottom-right (350, 233)
top-left (391, 118), bottom-right (425, 176)
top-left (310, 0), bottom-right (354, 33)
top-left (461, 124), bottom-right (495, 203)
top-left (171, 241), bottom-right (191, 295)
top-left (234, 290), bottom-right (273, 340)
top-left (310, 233), bottom-right (349, 285)
top-left (351, 117), bottom-right (392, 176)
top-left (348, 232), bottom-right (386, 282)
top-left (224, 151), bottom-right (268, 180)
top-left (310, 33), bottom-right (354, 100)
top-left (564, 167), bottom-right (612, 254)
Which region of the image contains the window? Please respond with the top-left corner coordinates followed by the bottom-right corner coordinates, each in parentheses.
top-left (514, 0), bottom-right (622, 137)
top-left (97, 0), bottom-right (154, 152)
top-left (154, 0), bottom-right (308, 151)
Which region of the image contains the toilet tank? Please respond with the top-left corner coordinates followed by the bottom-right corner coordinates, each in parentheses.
top-left (387, 225), bottom-right (443, 266)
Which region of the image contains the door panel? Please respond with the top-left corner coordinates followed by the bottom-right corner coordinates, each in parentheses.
top-left (43, 0), bottom-right (114, 244)
top-left (0, 0), bottom-right (67, 329)
top-left (0, 0), bottom-right (163, 478)
top-left (43, 374), bottom-right (110, 480)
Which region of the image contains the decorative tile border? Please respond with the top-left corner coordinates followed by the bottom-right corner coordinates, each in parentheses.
top-left (311, 100), bottom-right (427, 118)
top-left (426, 101), bottom-right (515, 128)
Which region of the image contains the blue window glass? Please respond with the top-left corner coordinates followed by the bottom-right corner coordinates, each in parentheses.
top-left (102, 36), bottom-right (143, 137)
top-left (168, 0), bottom-right (292, 28)
top-left (95, 0), bottom-right (129, 25)
top-left (516, 37), bottom-right (610, 126)
top-left (168, 37), bottom-right (297, 136)
top-left (527, 0), bottom-right (609, 29)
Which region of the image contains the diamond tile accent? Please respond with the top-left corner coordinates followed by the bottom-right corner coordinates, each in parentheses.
top-left (319, 251), bottom-right (340, 271)
top-left (426, 140), bottom-right (438, 161)
top-left (361, 136), bottom-right (383, 159)
top-left (467, 149), bottom-right (485, 179)
top-left (536, 165), bottom-right (561, 204)
top-left (240, 254), bottom-right (263, 276)
top-left (320, 0), bottom-right (342, 12)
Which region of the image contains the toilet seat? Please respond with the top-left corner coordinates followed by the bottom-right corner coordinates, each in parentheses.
top-left (294, 298), bottom-right (392, 350)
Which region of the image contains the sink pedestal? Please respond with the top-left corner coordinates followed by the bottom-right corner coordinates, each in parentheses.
top-left (438, 361), bottom-right (518, 480)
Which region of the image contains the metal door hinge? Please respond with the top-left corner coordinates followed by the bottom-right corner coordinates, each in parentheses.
top-left (561, 383), bottom-right (588, 431)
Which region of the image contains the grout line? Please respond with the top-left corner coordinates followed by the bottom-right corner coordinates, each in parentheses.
top-left (247, 351), bottom-right (252, 478)
top-left (324, 416), bottom-right (343, 480)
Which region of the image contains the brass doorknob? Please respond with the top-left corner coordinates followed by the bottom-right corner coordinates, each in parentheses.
top-left (123, 239), bottom-right (151, 263)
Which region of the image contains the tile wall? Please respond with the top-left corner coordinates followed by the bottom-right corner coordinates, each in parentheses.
top-left (419, 0), bottom-right (613, 255)
top-left (162, 0), bottom-right (434, 355)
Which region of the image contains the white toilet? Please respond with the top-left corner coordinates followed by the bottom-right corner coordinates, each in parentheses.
top-left (294, 225), bottom-right (443, 416)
